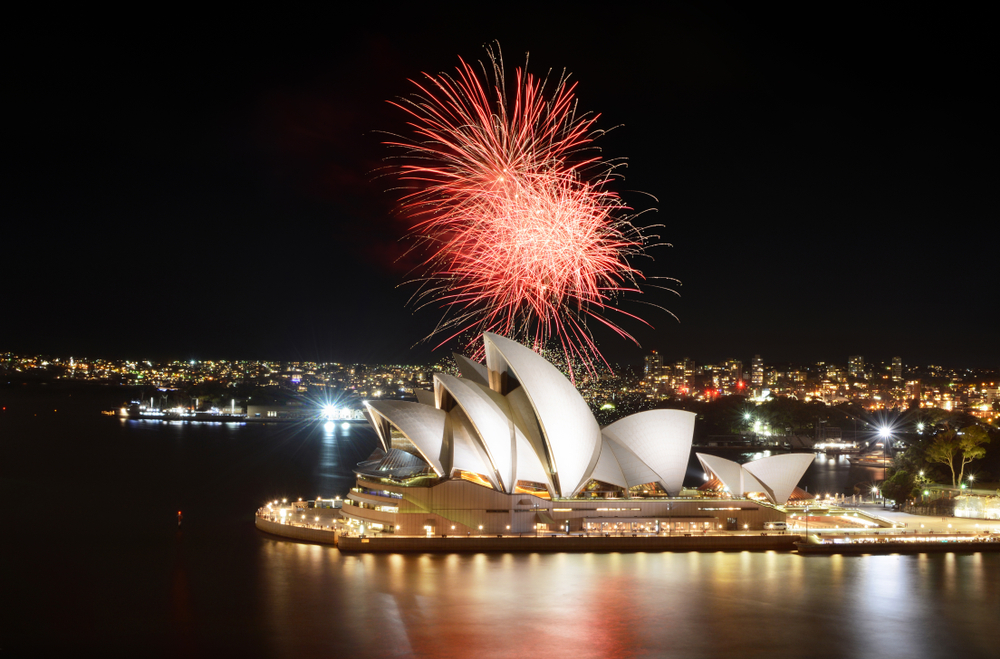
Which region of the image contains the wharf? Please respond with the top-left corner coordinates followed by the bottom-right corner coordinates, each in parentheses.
top-left (795, 533), bottom-right (1000, 554)
top-left (257, 514), bottom-right (799, 551)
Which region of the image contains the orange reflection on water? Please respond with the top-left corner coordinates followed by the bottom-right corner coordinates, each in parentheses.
top-left (253, 542), bottom-right (1000, 658)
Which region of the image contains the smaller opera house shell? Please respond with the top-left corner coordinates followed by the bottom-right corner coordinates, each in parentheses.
top-left (342, 333), bottom-right (812, 536)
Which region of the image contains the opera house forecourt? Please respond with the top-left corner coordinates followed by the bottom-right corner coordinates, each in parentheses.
top-left (307, 333), bottom-right (815, 546)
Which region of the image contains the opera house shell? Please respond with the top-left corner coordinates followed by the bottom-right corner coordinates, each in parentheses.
top-left (341, 333), bottom-right (813, 536)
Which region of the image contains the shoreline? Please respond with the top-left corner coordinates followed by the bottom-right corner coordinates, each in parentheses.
top-left (257, 515), bottom-right (1000, 554)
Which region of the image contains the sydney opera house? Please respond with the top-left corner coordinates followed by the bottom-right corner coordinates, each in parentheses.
top-left (340, 333), bottom-right (813, 536)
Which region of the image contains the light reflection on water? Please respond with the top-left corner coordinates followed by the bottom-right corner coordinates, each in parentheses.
top-left (255, 541), bottom-right (1000, 659)
top-left (4, 414), bottom-right (998, 658)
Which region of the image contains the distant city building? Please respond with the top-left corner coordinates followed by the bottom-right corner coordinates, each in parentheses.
top-left (848, 355), bottom-right (865, 379)
top-left (643, 352), bottom-right (662, 378)
top-left (670, 358), bottom-right (695, 391)
top-left (751, 355), bottom-right (764, 389)
top-left (892, 356), bottom-right (903, 382)
top-left (724, 359), bottom-right (742, 384)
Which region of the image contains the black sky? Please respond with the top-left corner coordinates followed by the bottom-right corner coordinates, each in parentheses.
top-left (5, 4), bottom-right (996, 369)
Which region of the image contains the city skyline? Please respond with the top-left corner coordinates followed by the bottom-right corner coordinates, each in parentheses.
top-left (5, 346), bottom-right (999, 375)
top-left (5, 345), bottom-right (996, 424)
top-left (6, 6), bottom-right (995, 367)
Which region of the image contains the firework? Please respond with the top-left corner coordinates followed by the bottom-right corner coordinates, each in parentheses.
top-left (385, 44), bottom-right (658, 375)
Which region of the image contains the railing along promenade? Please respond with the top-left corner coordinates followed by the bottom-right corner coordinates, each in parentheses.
top-left (336, 532), bottom-right (802, 553)
top-left (255, 509), bottom-right (343, 545)
top-left (255, 509), bottom-right (802, 552)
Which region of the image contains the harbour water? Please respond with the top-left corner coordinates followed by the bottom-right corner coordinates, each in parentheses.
top-left (2, 405), bottom-right (998, 657)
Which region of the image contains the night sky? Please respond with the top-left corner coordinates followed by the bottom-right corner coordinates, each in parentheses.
top-left (6, 5), bottom-right (995, 369)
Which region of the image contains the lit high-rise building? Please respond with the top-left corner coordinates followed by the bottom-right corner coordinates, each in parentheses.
top-left (848, 355), bottom-right (865, 379)
top-left (892, 356), bottom-right (902, 382)
top-left (644, 352), bottom-right (663, 379)
top-left (721, 359), bottom-right (743, 394)
top-left (751, 355), bottom-right (764, 389)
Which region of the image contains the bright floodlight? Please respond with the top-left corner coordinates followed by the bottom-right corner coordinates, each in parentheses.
top-left (323, 405), bottom-right (337, 420)
top-left (878, 426), bottom-right (891, 438)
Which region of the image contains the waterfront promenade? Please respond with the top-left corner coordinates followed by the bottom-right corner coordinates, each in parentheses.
top-left (837, 503), bottom-right (1000, 534)
top-left (256, 504), bottom-right (999, 553)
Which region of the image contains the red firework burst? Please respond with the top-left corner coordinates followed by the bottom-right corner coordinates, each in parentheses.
top-left (385, 44), bottom-right (658, 374)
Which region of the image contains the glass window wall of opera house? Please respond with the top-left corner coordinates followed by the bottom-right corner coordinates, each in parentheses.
top-left (336, 333), bottom-right (814, 536)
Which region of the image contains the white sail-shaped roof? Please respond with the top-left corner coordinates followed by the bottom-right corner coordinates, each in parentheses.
top-left (741, 469), bottom-right (768, 499)
top-left (358, 335), bottom-right (723, 501)
top-left (434, 373), bottom-right (516, 492)
top-left (453, 354), bottom-right (490, 388)
top-left (450, 410), bottom-right (501, 489)
top-left (483, 332), bottom-right (601, 497)
top-left (743, 453), bottom-right (815, 505)
top-left (364, 401), bottom-right (447, 477)
top-left (604, 435), bottom-right (660, 489)
top-left (602, 409), bottom-right (696, 496)
top-left (697, 452), bottom-right (812, 504)
top-left (697, 453), bottom-right (744, 495)
top-left (589, 438), bottom-right (630, 490)
top-left (514, 429), bottom-right (551, 486)
top-left (505, 386), bottom-right (557, 496)
top-left (362, 406), bottom-right (390, 452)
top-left (414, 388), bottom-right (435, 407)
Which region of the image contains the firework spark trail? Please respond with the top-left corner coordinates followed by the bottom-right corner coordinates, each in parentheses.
top-left (385, 44), bottom-right (661, 377)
